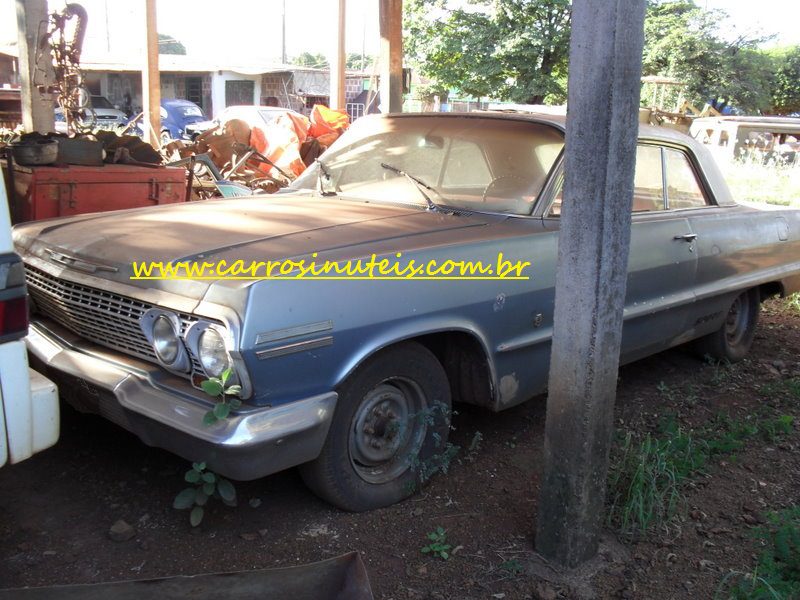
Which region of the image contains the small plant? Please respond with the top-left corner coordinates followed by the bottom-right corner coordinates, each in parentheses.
top-left (201, 367), bottom-right (243, 426)
top-left (173, 462), bottom-right (237, 527)
top-left (716, 506), bottom-right (800, 599)
top-left (499, 558), bottom-right (524, 576)
top-left (421, 526), bottom-right (452, 560)
top-left (788, 293), bottom-right (800, 315)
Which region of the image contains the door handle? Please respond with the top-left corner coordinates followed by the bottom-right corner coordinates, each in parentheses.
top-left (673, 233), bottom-right (697, 242)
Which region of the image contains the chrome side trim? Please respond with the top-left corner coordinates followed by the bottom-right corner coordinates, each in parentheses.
top-left (255, 320), bottom-right (333, 346)
top-left (256, 336), bottom-right (333, 360)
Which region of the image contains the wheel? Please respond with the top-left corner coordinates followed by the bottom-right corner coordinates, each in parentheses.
top-left (300, 342), bottom-right (452, 511)
top-left (694, 288), bottom-right (760, 362)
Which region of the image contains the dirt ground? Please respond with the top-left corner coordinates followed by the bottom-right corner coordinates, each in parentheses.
top-left (1, 299), bottom-right (798, 599)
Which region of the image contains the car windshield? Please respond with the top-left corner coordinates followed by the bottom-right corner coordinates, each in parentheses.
top-left (291, 115), bottom-right (564, 215)
top-left (178, 105), bottom-right (204, 117)
top-left (258, 110), bottom-right (282, 125)
top-left (90, 96), bottom-right (114, 109)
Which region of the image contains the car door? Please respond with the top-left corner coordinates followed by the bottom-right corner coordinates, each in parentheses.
top-left (541, 144), bottom-right (700, 362)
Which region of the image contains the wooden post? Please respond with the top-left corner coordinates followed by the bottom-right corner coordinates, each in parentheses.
top-left (15, 0), bottom-right (55, 132)
top-left (330, 0), bottom-right (346, 111)
top-left (535, 0), bottom-right (647, 567)
top-left (142, 0), bottom-right (161, 147)
top-left (379, 0), bottom-right (403, 113)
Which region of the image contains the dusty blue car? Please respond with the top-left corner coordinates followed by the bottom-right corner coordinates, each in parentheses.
top-left (14, 113), bottom-right (800, 511)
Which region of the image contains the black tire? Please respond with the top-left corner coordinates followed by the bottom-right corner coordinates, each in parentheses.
top-left (694, 288), bottom-right (760, 362)
top-left (299, 342), bottom-right (452, 511)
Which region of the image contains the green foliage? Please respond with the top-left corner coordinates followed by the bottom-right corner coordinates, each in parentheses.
top-left (717, 506), bottom-right (800, 599)
top-left (173, 462), bottom-right (237, 527)
top-left (291, 52), bottom-right (371, 70)
top-left (770, 46), bottom-right (800, 114)
top-left (404, 0), bottom-right (570, 104)
top-left (642, 1), bottom-right (774, 113)
top-left (158, 33), bottom-right (186, 56)
top-left (421, 526), bottom-right (452, 560)
top-left (608, 410), bottom-right (795, 535)
top-left (201, 368), bottom-right (243, 426)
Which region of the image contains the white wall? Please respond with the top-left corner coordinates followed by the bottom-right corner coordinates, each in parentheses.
top-left (210, 71), bottom-right (262, 118)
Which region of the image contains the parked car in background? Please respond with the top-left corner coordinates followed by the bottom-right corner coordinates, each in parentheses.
top-left (126, 99), bottom-right (208, 145)
top-left (159, 99), bottom-right (207, 143)
top-left (184, 105), bottom-right (304, 138)
top-left (690, 116), bottom-right (800, 164)
top-left (0, 170), bottom-right (58, 468)
top-left (54, 95), bottom-right (129, 134)
top-left (14, 113), bottom-right (800, 510)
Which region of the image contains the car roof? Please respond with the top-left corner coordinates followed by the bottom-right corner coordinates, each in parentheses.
top-left (162, 98), bottom-right (199, 107)
top-left (369, 111), bottom-right (736, 206)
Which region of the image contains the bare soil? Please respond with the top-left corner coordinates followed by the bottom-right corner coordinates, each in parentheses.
top-left (1, 299), bottom-right (798, 599)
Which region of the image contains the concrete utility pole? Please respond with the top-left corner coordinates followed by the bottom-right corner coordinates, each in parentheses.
top-left (142, 0), bottom-right (161, 147)
top-left (330, 0), bottom-right (346, 110)
top-left (535, 0), bottom-right (647, 567)
top-left (379, 0), bottom-right (403, 113)
top-left (16, 0), bottom-right (55, 132)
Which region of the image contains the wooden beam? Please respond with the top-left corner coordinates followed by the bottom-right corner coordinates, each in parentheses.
top-left (15, 0), bottom-right (55, 132)
top-left (330, 0), bottom-right (346, 110)
top-left (535, 0), bottom-right (647, 567)
top-left (379, 0), bottom-right (403, 113)
top-left (142, 0), bottom-right (161, 147)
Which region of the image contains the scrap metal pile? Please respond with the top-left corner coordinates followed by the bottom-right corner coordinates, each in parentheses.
top-left (165, 104), bottom-right (350, 199)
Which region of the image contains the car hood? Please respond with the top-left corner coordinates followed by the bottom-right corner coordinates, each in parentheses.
top-left (14, 194), bottom-right (501, 300)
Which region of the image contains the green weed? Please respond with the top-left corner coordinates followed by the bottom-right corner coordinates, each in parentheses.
top-left (716, 506), bottom-right (800, 599)
top-left (608, 411), bottom-right (794, 536)
top-left (173, 462), bottom-right (237, 527)
top-left (421, 526), bottom-right (452, 560)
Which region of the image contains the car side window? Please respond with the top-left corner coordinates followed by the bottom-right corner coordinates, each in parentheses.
top-left (664, 149), bottom-right (708, 209)
top-left (546, 144), bottom-right (665, 217)
top-left (631, 145), bottom-right (665, 212)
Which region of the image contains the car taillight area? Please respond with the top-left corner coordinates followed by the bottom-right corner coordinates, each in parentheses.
top-left (0, 255), bottom-right (28, 343)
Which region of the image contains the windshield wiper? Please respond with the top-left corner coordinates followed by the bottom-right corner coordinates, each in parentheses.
top-left (380, 162), bottom-right (446, 212)
top-left (316, 159), bottom-right (337, 197)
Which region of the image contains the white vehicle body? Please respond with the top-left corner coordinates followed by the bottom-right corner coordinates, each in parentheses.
top-left (0, 171), bottom-right (58, 467)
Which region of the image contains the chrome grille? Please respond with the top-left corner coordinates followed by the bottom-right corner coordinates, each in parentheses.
top-left (25, 264), bottom-right (203, 375)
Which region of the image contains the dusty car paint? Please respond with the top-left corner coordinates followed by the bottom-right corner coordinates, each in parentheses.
top-left (12, 113), bottom-right (800, 485)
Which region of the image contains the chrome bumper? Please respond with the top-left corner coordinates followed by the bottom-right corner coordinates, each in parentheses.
top-left (26, 320), bottom-right (337, 480)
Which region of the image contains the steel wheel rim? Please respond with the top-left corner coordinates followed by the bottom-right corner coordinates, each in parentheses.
top-left (725, 293), bottom-right (749, 346)
top-left (349, 378), bottom-right (428, 484)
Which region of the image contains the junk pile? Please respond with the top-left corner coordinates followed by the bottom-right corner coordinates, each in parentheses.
top-left (166, 104), bottom-right (350, 199)
top-left (2, 131), bottom-right (161, 167)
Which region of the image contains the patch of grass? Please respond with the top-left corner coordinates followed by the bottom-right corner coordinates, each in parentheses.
top-left (787, 293), bottom-right (800, 315)
top-left (421, 526), bottom-right (452, 560)
top-left (719, 155), bottom-right (800, 208)
top-left (716, 506), bottom-right (800, 599)
top-left (607, 411), bottom-right (795, 536)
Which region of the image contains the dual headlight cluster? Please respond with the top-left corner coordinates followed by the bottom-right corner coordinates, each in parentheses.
top-left (141, 309), bottom-right (232, 378)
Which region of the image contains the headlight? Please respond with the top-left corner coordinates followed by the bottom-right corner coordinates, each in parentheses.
top-left (152, 315), bottom-right (179, 364)
top-left (198, 327), bottom-right (231, 377)
top-left (140, 309), bottom-right (191, 372)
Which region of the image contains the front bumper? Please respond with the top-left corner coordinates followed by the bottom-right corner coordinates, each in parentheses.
top-left (26, 319), bottom-right (337, 480)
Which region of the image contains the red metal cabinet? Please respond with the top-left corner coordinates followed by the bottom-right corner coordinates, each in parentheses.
top-left (3, 162), bottom-right (186, 224)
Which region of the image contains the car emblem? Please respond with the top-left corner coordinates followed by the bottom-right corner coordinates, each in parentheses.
top-left (44, 248), bottom-right (119, 273)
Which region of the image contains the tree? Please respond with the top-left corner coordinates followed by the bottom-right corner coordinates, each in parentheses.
top-left (404, 0), bottom-right (571, 104)
top-left (292, 52), bottom-right (329, 68)
top-left (158, 33), bottom-right (186, 55)
top-left (642, 1), bottom-right (773, 113)
top-left (770, 46), bottom-right (800, 114)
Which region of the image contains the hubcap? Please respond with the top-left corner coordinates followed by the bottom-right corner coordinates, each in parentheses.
top-left (724, 293), bottom-right (749, 346)
top-left (349, 379), bottom-right (428, 484)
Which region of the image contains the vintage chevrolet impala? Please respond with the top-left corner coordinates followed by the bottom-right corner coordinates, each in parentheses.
top-left (13, 113), bottom-right (800, 511)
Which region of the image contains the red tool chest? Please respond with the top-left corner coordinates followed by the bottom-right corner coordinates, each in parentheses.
top-left (3, 162), bottom-right (186, 224)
